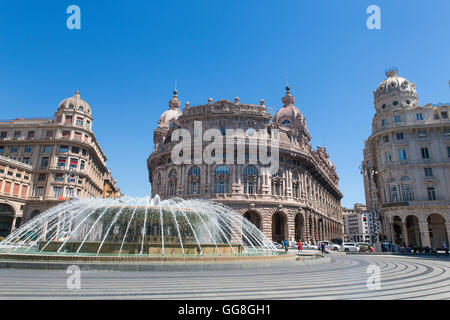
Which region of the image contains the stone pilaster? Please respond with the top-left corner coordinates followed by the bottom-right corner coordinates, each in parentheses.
top-left (418, 222), bottom-right (431, 248)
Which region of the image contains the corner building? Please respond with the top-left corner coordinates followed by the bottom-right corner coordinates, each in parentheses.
top-left (0, 91), bottom-right (120, 236)
top-left (363, 68), bottom-right (449, 249)
top-left (148, 87), bottom-right (344, 243)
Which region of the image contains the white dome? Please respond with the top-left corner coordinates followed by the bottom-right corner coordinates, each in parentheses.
top-left (157, 90), bottom-right (182, 128)
top-left (58, 91), bottom-right (91, 114)
top-left (374, 68), bottom-right (417, 99)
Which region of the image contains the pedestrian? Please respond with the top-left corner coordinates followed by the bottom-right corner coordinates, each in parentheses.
top-left (284, 240), bottom-right (289, 253)
top-left (297, 241), bottom-right (302, 253)
top-left (321, 242), bottom-right (326, 254)
top-left (443, 241), bottom-right (448, 257)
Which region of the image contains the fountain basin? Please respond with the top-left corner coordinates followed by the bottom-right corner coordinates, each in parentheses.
top-left (38, 241), bottom-right (242, 255)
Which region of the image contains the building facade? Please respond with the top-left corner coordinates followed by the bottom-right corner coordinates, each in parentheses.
top-left (148, 87), bottom-right (344, 243)
top-left (363, 68), bottom-right (450, 249)
top-left (343, 203), bottom-right (371, 243)
top-left (0, 91), bottom-right (119, 237)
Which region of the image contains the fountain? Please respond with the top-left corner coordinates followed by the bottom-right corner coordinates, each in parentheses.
top-left (0, 196), bottom-right (278, 258)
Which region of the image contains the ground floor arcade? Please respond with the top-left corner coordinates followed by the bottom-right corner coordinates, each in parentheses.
top-left (381, 209), bottom-right (450, 250)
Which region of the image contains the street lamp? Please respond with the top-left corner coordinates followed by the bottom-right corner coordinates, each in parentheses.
top-left (359, 161), bottom-right (379, 245)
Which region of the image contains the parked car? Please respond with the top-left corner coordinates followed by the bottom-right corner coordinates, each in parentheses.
top-left (340, 242), bottom-right (360, 252)
top-left (326, 242), bottom-right (340, 251)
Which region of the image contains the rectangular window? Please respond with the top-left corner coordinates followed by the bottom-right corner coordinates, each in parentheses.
top-left (56, 115), bottom-right (62, 123)
top-left (80, 160), bottom-right (85, 170)
top-left (45, 130), bottom-right (54, 138)
top-left (43, 145), bottom-right (52, 153)
top-left (385, 151), bottom-right (391, 163)
top-left (398, 149), bottom-right (407, 161)
top-left (59, 145), bottom-right (69, 153)
top-left (424, 168), bottom-right (433, 177)
top-left (441, 111), bottom-right (448, 119)
top-left (418, 130), bottom-right (427, 137)
top-left (427, 187), bottom-right (436, 201)
top-left (37, 173), bottom-right (46, 182)
top-left (445, 129), bottom-right (450, 137)
top-left (54, 173), bottom-right (64, 182)
top-left (383, 136), bottom-right (389, 143)
top-left (396, 132), bottom-right (404, 140)
top-left (65, 115), bottom-right (72, 124)
top-left (22, 157), bottom-right (30, 164)
top-left (0, 132), bottom-right (7, 139)
top-left (82, 149), bottom-right (87, 156)
top-left (53, 187), bottom-right (63, 198)
top-left (448, 146), bottom-right (450, 158)
top-left (40, 157), bottom-right (49, 168)
top-left (421, 147), bottom-right (430, 159)
top-left (13, 131), bottom-right (20, 139)
top-left (66, 187), bottom-right (74, 198)
top-left (62, 130), bottom-right (70, 139)
top-left (416, 113), bottom-right (423, 121)
top-left (71, 146), bottom-right (80, 154)
top-left (24, 145), bottom-right (32, 153)
top-left (74, 132), bottom-right (82, 141)
top-left (57, 157), bottom-right (67, 167)
top-left (381, 119), bottom-right (387, 126)
top-left (10, 146), bottom-right (18, 153)
top-left (27, 131), bottom-right (35, 139)
top-left (34, 187), bottom-right (44, 197)
top-left (69, 158), bottom-right (78, 168)
top-left (86, 120), bottom-right (90, 129)
top-left (76, 117), bottom-right (83, 126)
top-left (0, 146), bottom-right (4, 153)
top-left (394, 115), bottom-right (401, 123)
top-left (390, 186), bottom-right (398, 202)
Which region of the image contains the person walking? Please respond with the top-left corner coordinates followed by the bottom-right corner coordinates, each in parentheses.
top-left (284, 240), bottom-right (289, 253)
top-left (444, 241), bottom-right (449, 257)
top-left (297, 241), bottom-right (302, 253)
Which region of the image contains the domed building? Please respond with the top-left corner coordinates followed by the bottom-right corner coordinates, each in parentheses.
top-left (363, 68), bottom-right (450, 249)
top-left (0, 91), bottom-right (120, 236)
top-left (148, 87), bottom-right (344, 243)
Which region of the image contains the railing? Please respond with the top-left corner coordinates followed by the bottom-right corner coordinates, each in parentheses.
top-left (0, 154), bottom-right (33, 169)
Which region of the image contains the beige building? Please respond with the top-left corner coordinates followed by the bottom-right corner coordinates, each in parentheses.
top-left (0, 91), bottom-right (119, 236)
top-left (363, 68), bottom-right (449, 249)
top-left (148, 87), bottom-right (344, 243)
top-left (343, 204), bottom-right (371, 243)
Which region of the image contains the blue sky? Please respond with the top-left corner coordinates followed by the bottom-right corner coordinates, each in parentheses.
top-left (0, 0), bottom-right (449, 208)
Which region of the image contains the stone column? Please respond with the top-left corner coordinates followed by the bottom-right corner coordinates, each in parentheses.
top-left (401, 222), bottom-right (409, 246)
top-left (446, 223), bottom-right (450, 243)
top-left (418, 222), bottom-right (431, 248)
top-left (390, 223), bottom-right (395, 243)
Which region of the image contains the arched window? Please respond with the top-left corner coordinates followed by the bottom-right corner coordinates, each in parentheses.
top-left (243, 165), bottom-right (258, 194)
top-left (78, 106), bottom-right (84, 111)
top-left (188, 166), bottom-right (201, 195)
top-left (281, 119), bottom-right (291, 128)
top-left (214, 165), bottom-right (230, 193)
top-left (68, 104), bottom-right (74, 109)
top-left (168, 169), bottom-right (177, 196)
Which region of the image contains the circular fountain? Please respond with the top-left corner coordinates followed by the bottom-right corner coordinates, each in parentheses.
top-left (0, 196), bottom-right (280, 264)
